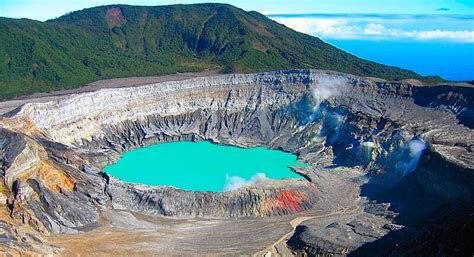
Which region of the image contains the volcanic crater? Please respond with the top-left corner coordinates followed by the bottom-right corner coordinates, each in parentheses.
top-left (0, 69), bottom-right (472, 255)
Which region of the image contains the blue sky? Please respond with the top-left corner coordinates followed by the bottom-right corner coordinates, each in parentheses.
top-left (0, 0), bottom-right (473, 21)
top-left (1, 0), bottom-right (472, 43)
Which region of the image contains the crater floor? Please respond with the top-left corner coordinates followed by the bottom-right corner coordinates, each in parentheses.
top-left (0, 70), bottom-right (472, 256)
top-left (49, 166), bottom-right (362, 256)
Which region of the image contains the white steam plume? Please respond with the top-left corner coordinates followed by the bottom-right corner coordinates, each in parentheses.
top-left (398, 137), bottom-right (427, 176)
top-left (319, 111), bottom-right (344, 139)
top-left (302, 77), bottom-right (347, 126)
top-left (311, 77), bottom-right (348, 112)
top-left (360, 141), bottom-right (376, 160)
top-left (223, 173), bottom-right (267, 192)
top-left (361, 141), bottom-right (375, 148)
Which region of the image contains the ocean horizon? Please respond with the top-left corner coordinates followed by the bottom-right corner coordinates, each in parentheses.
top-left (270, 13), bottom-right (474, 81)
top-left (328, 39), bottom-right (474, 81)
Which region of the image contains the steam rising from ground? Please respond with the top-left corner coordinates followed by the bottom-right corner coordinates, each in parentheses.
top-left (360, 141), bottom-right (376, 160)
top-left (312, 79), bottom-right (339, 111)
top-left (396, 137), bottom-right (427, 176)
top-left (223, 173), bottom-right (267, 191)
top-left (303, 77), bottom-right (348, 125)
top-left (361, 141), bottom-right (375, 148)
top-left (320, 111), bottom-right (345, 144)
top-left (311, 77), bottom-right (347, 112)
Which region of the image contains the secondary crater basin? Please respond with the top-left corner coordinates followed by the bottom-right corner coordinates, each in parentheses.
top-left (104, 141), bottom-right (306, 192)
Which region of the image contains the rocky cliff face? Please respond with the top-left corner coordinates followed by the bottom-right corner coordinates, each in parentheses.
top-left (0, 69), bottom-right (472, 255)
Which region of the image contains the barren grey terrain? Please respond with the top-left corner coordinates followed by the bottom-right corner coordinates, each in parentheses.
top-left (0, 70), bottom-right (472, 256)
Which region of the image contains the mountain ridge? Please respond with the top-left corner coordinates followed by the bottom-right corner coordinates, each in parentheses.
top-left (0, 3), bottom-right (443, 99)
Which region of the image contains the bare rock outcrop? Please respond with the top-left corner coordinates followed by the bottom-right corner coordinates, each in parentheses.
top-left (0, 69), bottom-right (472, 255)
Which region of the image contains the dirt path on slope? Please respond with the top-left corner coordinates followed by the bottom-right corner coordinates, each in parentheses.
top-left (254, 205), bottom-right (360, 257)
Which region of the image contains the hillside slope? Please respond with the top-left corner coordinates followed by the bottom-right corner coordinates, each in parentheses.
top-left (0, 3), bottom-right (442, 99)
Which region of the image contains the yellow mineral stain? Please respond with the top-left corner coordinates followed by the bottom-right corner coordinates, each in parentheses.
top-left (36, 146), bottom-right (75, 193)
top-left (0, 117), bottom-right (47, 137)
top-left (38, 161), bottom-right (75, 193)
top-left (0, 181), bottom-right (10, 205)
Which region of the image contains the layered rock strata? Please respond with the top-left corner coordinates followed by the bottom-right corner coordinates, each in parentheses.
top-left (0, 69), bottom-right (472, 255)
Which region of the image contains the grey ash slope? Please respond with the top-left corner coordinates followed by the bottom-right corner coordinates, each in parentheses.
top-left (0, 69), bottom-right (472, 255)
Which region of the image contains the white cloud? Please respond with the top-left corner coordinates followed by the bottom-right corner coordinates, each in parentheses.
top-left (274, 18), bottom-right (360, 39)
top-left (272, 16), bottom-right (474, 42)
top-left (260, 11), bottom-right (284, 15)
top-left (406, 30), bottom-right (474, 41)
top-left (364, 23), bottom-right (385, 35)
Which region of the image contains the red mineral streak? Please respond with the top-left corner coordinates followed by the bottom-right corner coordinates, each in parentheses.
top-left (105, 8), bottom-right (125, 28)
top-left (263, 189), bottom-right (307, 214)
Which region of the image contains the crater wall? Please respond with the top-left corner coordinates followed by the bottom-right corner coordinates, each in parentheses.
top-left (0, 69), bottom-right (472, 255)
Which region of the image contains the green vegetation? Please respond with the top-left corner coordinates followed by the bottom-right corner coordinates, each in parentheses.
top-left (0, 3), bottom-right (443, 99)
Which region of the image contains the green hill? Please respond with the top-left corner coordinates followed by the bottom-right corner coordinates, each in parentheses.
top-left (0, 3), bottom-right (443, 99)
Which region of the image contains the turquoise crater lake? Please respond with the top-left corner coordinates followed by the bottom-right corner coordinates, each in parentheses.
top-left (104, 141), bottom-right (306, 192)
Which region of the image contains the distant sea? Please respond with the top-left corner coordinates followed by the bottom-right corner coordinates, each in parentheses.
top-left (327, 40), bottom-right (474, 81)
top-left (269, 13), bottom-right (474, 82)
